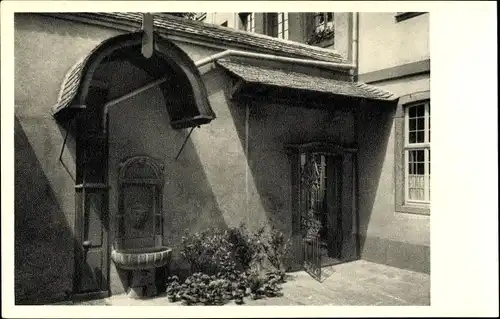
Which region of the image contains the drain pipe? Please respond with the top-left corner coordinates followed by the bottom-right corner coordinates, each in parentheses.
top-left (194, 49), bottom-right (356, 71)
top-left (352, 12), bottom-right (359, 81)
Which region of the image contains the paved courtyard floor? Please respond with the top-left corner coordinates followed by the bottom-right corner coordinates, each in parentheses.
top-left (75, 260), bottom-right (430, 306)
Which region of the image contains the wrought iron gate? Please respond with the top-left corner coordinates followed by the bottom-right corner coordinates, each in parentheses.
top-left (299, 153), bottom-right (324, 281)
top-left (303, 237), bottom-right (322, 281)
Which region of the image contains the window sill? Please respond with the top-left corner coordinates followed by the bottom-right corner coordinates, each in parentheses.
top-left (399, 204), bottom-right (430, 215)
top-left (309, 37), bottom-right (335, 49)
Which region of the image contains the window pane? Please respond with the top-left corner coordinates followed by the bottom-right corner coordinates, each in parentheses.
top-left (409, 105), bottom-right (417, 118)
top-left (417, 117), bottom-right (425, 130)
top-left (408, 149), bottom-right (424, 175)
top-left (417, 162), bottom-right (424, 174)
top-left (417, 150), bottom-right (424, 162)
top-left (409, 118), bottom-right (416, 130)
top-left (416, 131), bottom-right (424, 143)
top-left (417, 104), bottom-right (425, 117)
top-left (409, 132), bottom-right (416, 143)
top-left (408, 175), bottom-right (425, 200)
top-left (327, 12), bottom-right (333, 21)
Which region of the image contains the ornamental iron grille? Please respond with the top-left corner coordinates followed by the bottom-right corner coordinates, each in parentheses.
top-left (299, 153), bottom-right (325, 281)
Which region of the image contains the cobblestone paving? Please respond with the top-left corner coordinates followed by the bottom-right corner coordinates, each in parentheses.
top-left (72, 260), bottom-right (430, 306)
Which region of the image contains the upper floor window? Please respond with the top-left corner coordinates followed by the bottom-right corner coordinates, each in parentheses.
top-left (404, 101), bottom-right (431, 203)
top-left (268, 12), bottom-right (289, 39)
top-left (307, 12), bottom-right (335, 46)
top-left (314, 12), bottom-right (334, 33)
top-left (240, 12), bottom-right (255, 32)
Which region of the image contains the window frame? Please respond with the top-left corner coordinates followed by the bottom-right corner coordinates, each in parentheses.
top-left (240, 12), bottom-right (255, 32)
top-left (267, 12), bottom-right (289, 39)
top-left (306, 12), bottom-right (335, 47)
top-left (313, 12), bottom-right (334, 33)
top-left (404, 101), bottom-right (431, 204)
top-left (394, 91), bottom-right (431, 215)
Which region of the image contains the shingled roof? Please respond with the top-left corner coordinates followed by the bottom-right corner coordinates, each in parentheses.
top-left (216, 59), bottom-right (398, 102)
top-left (53, 12), bottom-right (346, 63)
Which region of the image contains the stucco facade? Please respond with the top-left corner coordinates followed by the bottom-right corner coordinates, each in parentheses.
top-left (200, 12), bottom-right (431, 274)
top-left (357, 12), bottom-right (430, 273)
top-left (14, 12), bottom-right (422, 305)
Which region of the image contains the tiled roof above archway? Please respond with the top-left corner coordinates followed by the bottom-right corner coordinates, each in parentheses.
top-left (47, 12), bottom-right (347, 64)
top-left (52, 32), bottom-right (216, 130)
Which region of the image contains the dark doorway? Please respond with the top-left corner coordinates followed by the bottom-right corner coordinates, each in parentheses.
top-left (299, 152), bottom-right (343, 267)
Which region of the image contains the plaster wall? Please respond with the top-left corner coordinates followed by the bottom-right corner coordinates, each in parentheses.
top-left (15, 13), bottom-right (352, 301)
top-left (103, 57), bottom-right (356, 292)
top-left (246, 102), bottom-right (355, 233)
top-left (356, 75), bottom-right (430, 274)
top-left (204, 12), bottom-right (238, 27)
top-left (14, 13), bottom-right (123, 304)
top-left (358, 12), bottom-right (430, 74)
top-left (13, 12), bottom-right (422, 305)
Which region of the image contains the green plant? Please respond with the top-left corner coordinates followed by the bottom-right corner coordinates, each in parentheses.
top-left (180, 228), bottom-right (236, 275)
top-left (263, 225), bottom-right (290, 271)
top-left (306, 26), bottom-right (335, 45)
top-left (169, 226), bottom-right (289, 306)
top-left (227, 223), bottom-right (267, 271)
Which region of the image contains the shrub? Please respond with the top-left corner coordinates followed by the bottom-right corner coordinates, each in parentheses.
top-left (180, 228), bottom-right (235, 275)
top-left (165, 268), bottom-right (285, 305)
top-left (227, 223), bottom-right (266, 271)
top-left (262, 225), bottom-right (290, 272)
top-left (172, 225), bottom-right (289, 305)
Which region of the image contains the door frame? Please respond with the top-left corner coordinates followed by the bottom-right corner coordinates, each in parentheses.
top-left (286, 142), bottom-right (359, 271)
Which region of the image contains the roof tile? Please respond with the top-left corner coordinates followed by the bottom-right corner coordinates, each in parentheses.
top-left (216, 59), bottom-right (398, 102)
top-left (67, 12), bottom-right (346, 63)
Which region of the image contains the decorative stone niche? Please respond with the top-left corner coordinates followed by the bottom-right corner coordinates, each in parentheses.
top-left (116, 155), bottom-right (165, 249)
top-left (111, 155), bottom-right (171, 298)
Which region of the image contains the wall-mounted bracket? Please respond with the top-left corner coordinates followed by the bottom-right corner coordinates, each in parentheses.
top-left (141, 13), bottom-right (154, 59)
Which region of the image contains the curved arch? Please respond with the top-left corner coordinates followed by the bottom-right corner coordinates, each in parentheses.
top-left (118, 155), bottom-right (165, 183)
top-left (52, 32), bottom-right (215, 129)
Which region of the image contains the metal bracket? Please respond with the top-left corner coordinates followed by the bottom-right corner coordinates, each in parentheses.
top-left (58, 117), bottom-right (77, 181)
top-left (174, 126), bottom-right (198, 161)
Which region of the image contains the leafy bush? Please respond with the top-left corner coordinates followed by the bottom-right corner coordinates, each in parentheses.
top-left (165, 268), bottom-right (285, 305)
top-left (306, 26), bottom-right (335, 45)
top-left (227, 223), bottom-right (266, 271)
top-left (180, 229), bottom-right (236, 275)
top-left (263, 225), bottom-right (290, 272)
top-left (172, 225), bottom-right (289, 305)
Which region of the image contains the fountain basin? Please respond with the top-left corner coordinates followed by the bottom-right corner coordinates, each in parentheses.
top-left (111, 246), bottom-right (172, 270)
